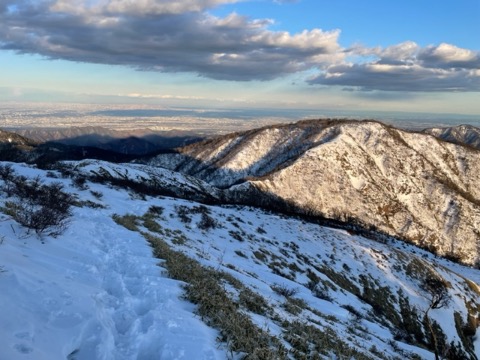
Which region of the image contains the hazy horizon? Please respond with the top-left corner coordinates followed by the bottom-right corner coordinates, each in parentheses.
top-left (1, 101), bottom-right (479, 135)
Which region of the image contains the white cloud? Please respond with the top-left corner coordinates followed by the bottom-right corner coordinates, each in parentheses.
top-left (418, 43), bottom-right (480, 69)
top-left (426, 43), bottom-right (476, 62)
top-left (126, 93), bottom-right (206, 100)
top-left (0, 0), bottom-right (342, 81)
top-left (0, 1), bottom-right (478, 92)
top-left (378, 41), bottom-right (418, 64)
top-left (309, 42), bottom-right (480, 92)
top-left (50, 0), bottom-right (243, 15)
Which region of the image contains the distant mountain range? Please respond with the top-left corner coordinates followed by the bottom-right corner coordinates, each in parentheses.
top-left (0, 126), bottom-right (203, 165)
top-left (8, 126), bottom-right (202, 155)
top-left (0, 129), bottom-right (135, 164)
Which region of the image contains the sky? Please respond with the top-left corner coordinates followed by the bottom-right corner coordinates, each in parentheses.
top-left (0, 0), bottom-right (479, 117)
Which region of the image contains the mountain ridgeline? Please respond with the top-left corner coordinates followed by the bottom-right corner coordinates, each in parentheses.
top-left (423, 124), bottom-right (480, 150)
top-left (1, 120), bottom-right (480, 266)
top-left (9, 126), bottom-right (202, 156)
top-left (146, 119), bottom-right (480, 266)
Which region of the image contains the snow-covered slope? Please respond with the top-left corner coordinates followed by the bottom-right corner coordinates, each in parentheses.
top-left (0, 163), bottom-right (225, 360)
top-left (147, 120), bottom-right (480, 266)
top-left (70, 159), bottom-right (223, 203)
top-left (147, 119), bottom-right (342, 188)
top-left (0, 161), bottom-right (479, 359)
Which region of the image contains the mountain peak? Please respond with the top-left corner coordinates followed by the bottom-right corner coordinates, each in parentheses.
top-left (146, 119), bottom-right (480, 266)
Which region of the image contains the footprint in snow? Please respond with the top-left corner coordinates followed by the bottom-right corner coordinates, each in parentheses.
top-left (48, 310), bottom-right (84, 328)
top-left (13, 332), bottom-right (34, 354)
top-left (13, 343), bottom-right (33, 354)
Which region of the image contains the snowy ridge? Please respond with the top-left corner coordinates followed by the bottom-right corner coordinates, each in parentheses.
top-left (147, 120), bottom-right (480, 265)
top-left (148, 119), bottom-right (342, 188)
top-left (424, 125), bottom-right (480, 150)
top-left (0, 161), bottom-right (479, 359)
top-left (71, 159), bottom-right (222, 202)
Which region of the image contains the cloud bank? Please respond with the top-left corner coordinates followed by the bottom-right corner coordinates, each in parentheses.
top-left (310, 42), bottom-right (480, 92)
top-left (0, 0), bottom-right (341, 81)
top-left (0, 0), bottom-right (478, 91)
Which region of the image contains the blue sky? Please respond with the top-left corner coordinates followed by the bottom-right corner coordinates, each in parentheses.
top-left (0, 0), bottom-right (479, 116)
top-left (213, 0), bottom-right (479, 49)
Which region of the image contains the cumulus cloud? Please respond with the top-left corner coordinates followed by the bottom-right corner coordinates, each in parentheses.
top-left (309, 42), bottom-right (480, 92)
top-left (1, 0), bottom-right (478, 92)
top-left (0, 0), bottom-right (342, 81)
top-left (50, 0), bottom-right (242, 16)
top-left (418, 43), bottom-right (480, 69)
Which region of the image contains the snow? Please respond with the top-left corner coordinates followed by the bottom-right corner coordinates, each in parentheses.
top-left (0, 164), bottom-right (225, 360)
top-left (147, 120), bottom-right (480, 265)
top-left (0, 161), bottom-right (479, 359)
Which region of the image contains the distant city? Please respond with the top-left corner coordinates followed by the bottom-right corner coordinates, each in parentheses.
top-left (0, 102), bottom-right (478, 135)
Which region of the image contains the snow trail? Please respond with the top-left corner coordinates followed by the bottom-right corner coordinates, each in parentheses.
top-left (0, 189), bottom-right (225, 360)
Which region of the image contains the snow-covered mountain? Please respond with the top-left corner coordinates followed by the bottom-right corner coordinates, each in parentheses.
top-left (424, 125), bottom-right (480, 150)
top-left (0, 160), bottom-right (479, 359)
top-left (146, 120), bottom-right (480, 266)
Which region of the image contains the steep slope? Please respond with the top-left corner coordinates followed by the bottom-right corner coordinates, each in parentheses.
top-left (147, 120), bottom-right (480, 265)
top-left (147, 119), bottom-right (343, 187)
top-left (424, 125), bottom-right (480, 150)
top-left (0, 163), bottom-right (226, 360)
top-left (0, 161), bottom-right (479, 359)
top-left (70, 159), bottom-right (222, 203)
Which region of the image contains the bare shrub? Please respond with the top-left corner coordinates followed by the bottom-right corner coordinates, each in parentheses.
top-left (271, 283), bottom-right (299, 298)
top-left (147, 205), bottom-right (164, 217)
top-left (90, 190), bottom-right (103, 199)
top-left (197, 212), bottom-right (217, 231)
top-left (0, 164), bottom-right (16, 196)
top-left (2, 173), bottom-right (75, 236)
top-left (311, 283), bottom-right (333, 302)
top-left (420, 275), bottom-right (451, 360)
top-left (175, 205), bottom-right (192, 224)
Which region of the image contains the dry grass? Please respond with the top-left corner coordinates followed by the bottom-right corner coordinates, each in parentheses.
top-left (144, 232), bottom-right (287, 359)
top-left (112, 213), bottom-right (140, 232)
